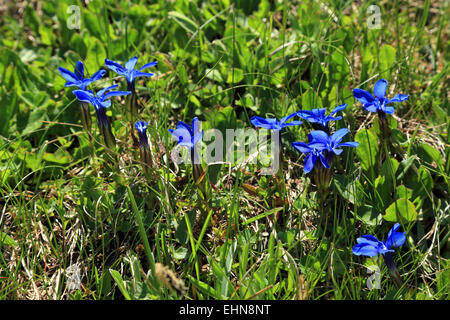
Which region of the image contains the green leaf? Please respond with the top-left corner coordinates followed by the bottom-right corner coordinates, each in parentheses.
top-left (356, 204), bottom-right (382, 226)
top-left (109, 269), bottom-right (132, 300)
top-left (383, 198), bottom-right (418, 223)
top-left (226, 68), bottom-right (244, 84)
top-left (379, 44), bottom-right (396, 76)
top-left (86, 38), bottom-right (106, 74)
top-left (355, 129), bottom-right (379, 173)
top-left (0, 232), bottom-right (18, 247)
top-left (168, 11), bottom-right (198, 34)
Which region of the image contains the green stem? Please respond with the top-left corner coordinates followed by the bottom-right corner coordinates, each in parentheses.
top-left (126, 185), bottom-right (156, 283)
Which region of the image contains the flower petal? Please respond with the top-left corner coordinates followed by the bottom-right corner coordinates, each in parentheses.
top-left (139, 61), bottom-right (158, 71)
top-left (73, 90), bottom-right (95, 104)
top-left (308, 130), bottom-right (329, 144)
top-left (303, 153), bottom-right (316, 173)
top-left (319, 153), bottom-right (330, 168)
top-left (352, 243), bottom-right (380, 257)
top-left (357, 235), bottom-right (380, 245)
top-left (74, 61), bottom-right (84, 80)
top-left (353, 88), bottom-right (375, 105)
top-left (385, 223), bottom-right (406, 249)
top-left (282, 120), bottom-right (303, 127)
top-left (330, 128), bottom-right (349, 145)
top-left (373, 79), bottom-right (388, 99)
top-left (132, 71), bottom-right (155, 79)
top-left (90, 69), bottom-right (106, 82)
top-left (169, 128), bottom-right (193, 147)
top-left (280, 111), bottom-right (299, 124)
top-left (330, 103), bottom-right (347, 116)
top-left (382, 106), bottom-right (395, 114)
top-left (388, 94), bottom-right (409, 103)
top-left (291, 142), bottom-right (311, 154)
top-left (103, 90), bottom-right (131, 100)
top-left (105, 59), bottom-right (126, 75)
top-left (338, 141), bottom-right (359, 148)
top-left (250, 117), bottom-right (279, 130)
top-left (125, 56), bottom-right (138, 71)
top-left (362, 103), bottom-right (379, 113)
top-left (97, 85), bottom-right (118, 98)
top-left (58, 67), bottom-right (78, 83)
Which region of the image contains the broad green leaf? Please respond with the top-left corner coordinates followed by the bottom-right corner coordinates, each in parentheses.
top-left (355, 129), bottom-right (379, 173)
top-left (356, 204), bottom-right (382, 226)
top-left (86, 38), bottom-right (106, 74)
top-left (226, 67), bottom-right (244, 84)
top-left (383, 198), bottom-right (418, 223)
top-left (379, 44), bottom-right (396, 76)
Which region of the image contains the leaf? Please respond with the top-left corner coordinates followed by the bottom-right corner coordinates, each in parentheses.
top-left (168, 11), bottom-right (198, 34)
top-left (86, 38), bottom-right (106, 74)
top-left (109, 269), bottom-right (132, 300)
top-left (356, 204), bottom-right (382, 226)
top-left (383, 198), bottom-right (418, 223)
top-left (21, 107), bottom-right (47, 136)
top-left (226, 68), bottom-right (244, 84)
top-left (0, 91), bottom-right (18, 137)
top-left (0, 232), bottom-right (18, 247)
top-left (379, 44), bottom-right (396, 76)
top-left (355, 129), bottom-right (379, 173)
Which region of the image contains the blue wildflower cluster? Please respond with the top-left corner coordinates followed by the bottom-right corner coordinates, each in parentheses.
top-left (59, 57), bottom-right (157, 153)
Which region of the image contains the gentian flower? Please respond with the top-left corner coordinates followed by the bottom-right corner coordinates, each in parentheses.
top-left (309, 128), bottom-right (359, 157)
top-left (297, 104), bottom-right (347, 131)
top-left (58, 61), bottom-right (106, 90)
top-left (168, 117), bottom-right (203, 150)
top-left (135, 121), bottom-right (153, 172)
top-left (105, 56), bottom-right (157, 85)
top-left (352, 223), bottom-right (406, 287)
top-left (169, 117), bottom-right (204, 185)
top-left (353, 79), bottom-right (409, 116)
top-left (250, 112), bottom-right (302, 131)
top-left (105, 56), bottom-right (157, 129)
top-left (291, 139), bottom-right (328, 174)
top-left (73, 85), bottom-right (130, 149)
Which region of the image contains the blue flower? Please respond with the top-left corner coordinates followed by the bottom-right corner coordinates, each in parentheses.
top-left (168, 117), bottom-right (203, 149)
top-left (297, 104), bottom-right (347, 128)
top-left (73, 85), bottom-right (131, 111)
top-left (105, 56), bottom-right (157, 84)
top-left (291, 136), bottom-right (328, 174)
top-left (309, 128), bottom-right (359, 156)
top-left (353, 79), bottom-right (409, 115)
top-left (352, 223), bottom-right (406, 257)
top-left (58, 61), bottom-right (106, 90)
top-left (135, 120), bottom-right (149, 143)
top-left (73, 85), bottom-right (130, 132)
top-left (135, 120), bottom-right (153, 171)
top-left (250, 112), bottom-right (302, 131)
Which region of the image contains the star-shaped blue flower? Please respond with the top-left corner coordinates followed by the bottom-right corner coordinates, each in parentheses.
top-left (58, 61), bottom-right (106, 90)
top-left (73, 85), bottom-right (131, 110)
top-left (352, 223), bottom-right (406, 257)
top-left (297, 104), bottom-right (347, 128)
top-left (309, 128), bottom-right (359, 156)
top-left (168, 117), bottom-right (203, 149)
top-left (105, 56), bottom-right (157, 84)
top-left (250, 112), bottom-right (302, 131)
top-left (291, 136), bottom-right (328, 174)
top-left (353, 79), bottom-right (409, 115)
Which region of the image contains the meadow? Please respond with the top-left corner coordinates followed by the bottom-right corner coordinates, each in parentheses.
top-left (0, 0), bottom-right (448, 300)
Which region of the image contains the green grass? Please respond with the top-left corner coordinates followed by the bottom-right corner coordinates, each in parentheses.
top-left (0, 0), bottom-right (448, 300)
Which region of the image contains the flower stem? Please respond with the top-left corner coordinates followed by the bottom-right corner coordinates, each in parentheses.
top-left (382, 251), bottom-right (403, 288)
